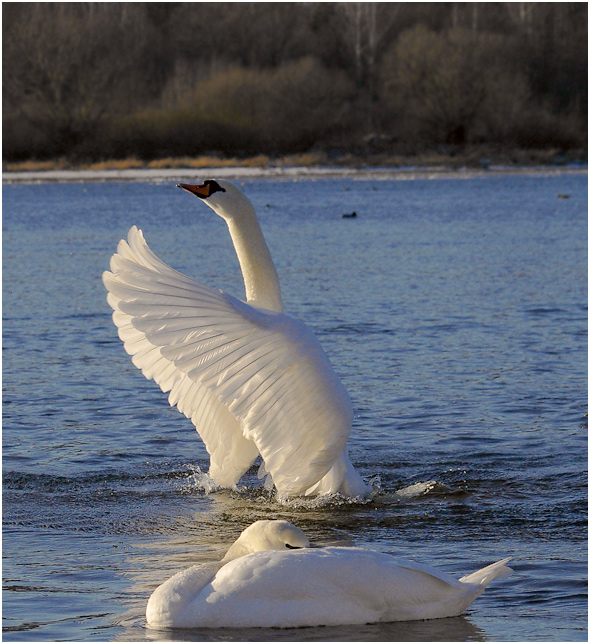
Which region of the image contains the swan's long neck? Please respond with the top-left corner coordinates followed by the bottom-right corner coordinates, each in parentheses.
top-left (225, 205), bottom-right (283, 313)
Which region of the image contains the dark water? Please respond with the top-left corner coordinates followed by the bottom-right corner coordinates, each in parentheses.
top-left (2, 172), bottom-right (587, 641)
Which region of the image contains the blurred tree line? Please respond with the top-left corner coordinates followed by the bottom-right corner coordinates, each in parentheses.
top-left (3, 2), bottom-right (587, 163)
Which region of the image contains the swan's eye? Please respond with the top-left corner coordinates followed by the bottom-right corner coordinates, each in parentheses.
top-left (285, 543), bottom-right (300, 549)
top-left (203, 180), bottom-right (226, 196)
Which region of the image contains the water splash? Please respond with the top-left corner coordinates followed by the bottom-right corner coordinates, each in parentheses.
top-left (176, 468), bottom-right (451, 508)
top-left (394, 480), bottom-right (450, 498)
top-left (181, 465), bottom-right (219, 494)
top-left (277, 491), bottom-right (373, 509)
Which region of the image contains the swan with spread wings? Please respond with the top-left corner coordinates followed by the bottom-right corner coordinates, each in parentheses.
top-left (102, 179), bottom-right (369, 499)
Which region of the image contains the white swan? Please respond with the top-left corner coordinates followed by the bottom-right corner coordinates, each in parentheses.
top-left (102, 179), bottom-right (369, 498)
top-left (146, 519), bottom-right (512, 629)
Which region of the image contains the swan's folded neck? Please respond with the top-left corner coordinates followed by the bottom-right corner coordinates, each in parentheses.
top-left (226, 207), bottom-right (283, 313)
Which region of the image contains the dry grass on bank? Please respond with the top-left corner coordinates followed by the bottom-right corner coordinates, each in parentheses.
top-left (3, 153), bottom-right (327, 172)
top-left (2, 148), bottom-right (585, 174)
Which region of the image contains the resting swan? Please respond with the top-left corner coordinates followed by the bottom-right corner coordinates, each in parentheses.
top-left (146, 519), bottom-right (512, 629)
top-left (102, 179), bottom-right (369, 498)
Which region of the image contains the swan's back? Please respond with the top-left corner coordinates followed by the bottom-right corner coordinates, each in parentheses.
top-left (147, 548), bottom-right (510, 629)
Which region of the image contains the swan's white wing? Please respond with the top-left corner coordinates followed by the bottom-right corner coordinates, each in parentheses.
top-left (146, 562), bottom-right (220, 628)
top-left (104, 229), bottom-right (258, 487)
top-left (103, 227), bottom-right (352, 497)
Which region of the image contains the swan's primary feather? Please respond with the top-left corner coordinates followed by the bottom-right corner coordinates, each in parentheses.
top-left (103, 226), bottom-right (352, 496)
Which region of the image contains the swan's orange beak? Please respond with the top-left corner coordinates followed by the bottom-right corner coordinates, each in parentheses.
top-left (177, 182), bottom-right (211, 199)
top-left (177, 180), bottom-right (226, 200)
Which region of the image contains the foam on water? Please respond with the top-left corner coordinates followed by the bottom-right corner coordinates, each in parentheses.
top-left (395, 480), bottom-right (450, 497)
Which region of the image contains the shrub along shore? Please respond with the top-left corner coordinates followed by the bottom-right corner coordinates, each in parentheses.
top-left (3, 146), bottom-right (586, 176)
top-left (4, 5), bottom-right (586, 171)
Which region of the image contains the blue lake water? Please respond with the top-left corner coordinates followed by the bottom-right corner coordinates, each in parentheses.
top-left (2, 171), bottom-right (587, 641)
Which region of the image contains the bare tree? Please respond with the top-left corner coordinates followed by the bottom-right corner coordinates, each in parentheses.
top-left (338, 2), bottom-right (400, 89)
top-left (3, 4), bottom-right (149, 152)
top-left (450, 3), bottom-right (482, 34)
top-left (387, 25), bottom-right (493, 144)
top-left (2, 2), bottom-right (586, 161)
top-left (506, 2), bottom-right (536, 39)
top-left (333, 2), bottom-right (400, 132)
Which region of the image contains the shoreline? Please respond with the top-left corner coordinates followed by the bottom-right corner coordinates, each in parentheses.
top-left (2, 163), bottom-right (587, 184)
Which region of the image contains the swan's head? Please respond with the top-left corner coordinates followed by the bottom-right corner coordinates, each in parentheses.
top-left (221, 520), bottom-right (310, 563)
top-left (177, 179), bottom-right (254, 223)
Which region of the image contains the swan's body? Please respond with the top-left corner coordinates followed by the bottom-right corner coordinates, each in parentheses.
top-left (103, 180), bottom-right (369, 498)
top-left (146, 520), bottom-right (512, 629)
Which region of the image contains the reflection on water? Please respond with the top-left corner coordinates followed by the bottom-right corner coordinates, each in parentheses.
top-left (124, 615), bottom-right (488, 642)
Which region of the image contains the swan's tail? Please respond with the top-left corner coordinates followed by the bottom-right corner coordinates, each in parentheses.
top-left (459, 557), bottom-right (512, 587)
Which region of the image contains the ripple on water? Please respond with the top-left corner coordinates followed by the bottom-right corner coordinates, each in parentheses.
top-left (2, 174), bottom-right (587, 641)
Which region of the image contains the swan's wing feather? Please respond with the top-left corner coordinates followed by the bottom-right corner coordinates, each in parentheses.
top-left (103, 227), bottom-right (352, 496)
top-left (104, 228), bottom-right (259, 487)
top-left (146, 562), bottom-right (221, 628)
top-left (139, 291), bottom-right (353, 497)
top-left (190, 548), bottom-right (468, 628)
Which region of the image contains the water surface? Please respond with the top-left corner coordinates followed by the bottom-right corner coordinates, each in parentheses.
top-left (3, 172), bottom-right (587, 641)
